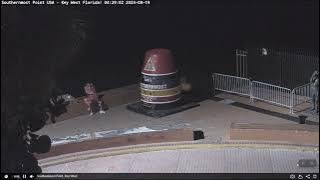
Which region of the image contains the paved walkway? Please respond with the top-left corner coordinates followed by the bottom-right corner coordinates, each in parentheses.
top-left (36, 98), bottom-right (304, 144)
top-left (36, 87), bottom-right (319, 174)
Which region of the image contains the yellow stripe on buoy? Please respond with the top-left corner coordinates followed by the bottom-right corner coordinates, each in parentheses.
top-left (140, 86), bottom-right (181, 97)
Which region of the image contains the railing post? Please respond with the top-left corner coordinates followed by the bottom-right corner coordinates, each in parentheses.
top-left (212, 73), bottom-right (216, 96)
top-left (249, 80), bottom-right (254, 103)
top-left (290, 90), bottom-right (294, 114)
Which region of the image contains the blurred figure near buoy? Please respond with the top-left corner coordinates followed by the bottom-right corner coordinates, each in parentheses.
top-left (261, 48), bottom-right (268, 56)
top-left (180, 76), bottom-right (192, 93)
top-left (83, 83), bottom-right (106, 116)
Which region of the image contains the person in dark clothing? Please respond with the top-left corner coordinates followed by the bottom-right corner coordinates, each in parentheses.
top-left (310, 70), bottom-right (319, 113)
top-left (47, 88), bottom-right (68, 123)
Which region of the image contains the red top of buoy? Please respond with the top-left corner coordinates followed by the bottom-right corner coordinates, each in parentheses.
top-left (142, 48), bottom-right (177, 76)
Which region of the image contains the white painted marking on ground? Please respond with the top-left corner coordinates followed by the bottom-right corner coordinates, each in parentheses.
top-left (120, 126), bottom-right (158, 135)
top-left (52, 140), bottom-right (73, 145)
top-left (51, 127), bottom-right (171, 145)
top-left (52, 133), bottom-right (91, 145)
top-left (94, 130), bottom-right (118, 138)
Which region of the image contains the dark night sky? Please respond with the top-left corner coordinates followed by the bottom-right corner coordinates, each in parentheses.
top-left (88, 0), bottom-right (319, 48)
top-left (56, 0), bottom-right (319, 96)
top-left (3, 0), bottom-right (319, 97)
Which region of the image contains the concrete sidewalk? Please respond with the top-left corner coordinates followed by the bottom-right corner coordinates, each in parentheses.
top-left (36, 97), bottom-right (311, 144)
top-left (42, 145), bottom-right (319, 173)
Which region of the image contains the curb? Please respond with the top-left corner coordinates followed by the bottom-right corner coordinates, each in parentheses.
top-left (39, 141), bottom-right (319, 168)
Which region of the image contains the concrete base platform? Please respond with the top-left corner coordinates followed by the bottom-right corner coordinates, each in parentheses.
top-left (126, 100), bottom-right (200, 118)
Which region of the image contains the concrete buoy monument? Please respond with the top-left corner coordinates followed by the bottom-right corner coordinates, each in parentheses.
top-left (140, 48), bottom-right (181, 109)
top-left (126, 48), bottom-right (200, 118)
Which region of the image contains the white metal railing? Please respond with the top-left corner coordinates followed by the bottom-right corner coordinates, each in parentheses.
top-left (250, 81), bottom-right (293, 112)
top-left (291, 83), bottom-right (312, 109)
top-left (212, 73), bottom-right (251, 97)
top-left (212, 73), bottom-right (314, 114)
